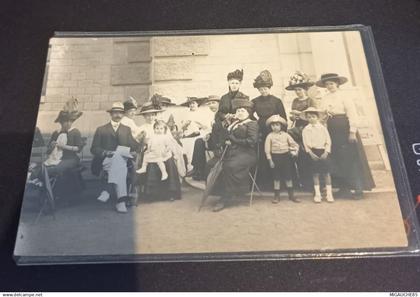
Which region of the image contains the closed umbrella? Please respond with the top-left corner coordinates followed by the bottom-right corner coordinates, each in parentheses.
top-left (198, 145), bottom-right (229, 211)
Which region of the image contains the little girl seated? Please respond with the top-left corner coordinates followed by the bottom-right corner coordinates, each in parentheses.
top-left (265, 115), bottom-right (300, 203)
top-left (301, 107), bottom-right (334, 203)
top-left (136, 120), bottom-right (172, 180)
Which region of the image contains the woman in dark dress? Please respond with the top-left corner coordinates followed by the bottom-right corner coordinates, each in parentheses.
top-left (215, 69), bottom-right (250, 128)
top-left (212, 98), bottom-right (259, 212)
top-left (44, 107), bottom-right (85, 201)
top-left (136, 101), bottom-right (182, 201)
top-left (285, 71), bottom-right (317, 190)
top-left (251, 70), bottom-right (287, 190)
top-left (317, 73), bottom-right (375, 198)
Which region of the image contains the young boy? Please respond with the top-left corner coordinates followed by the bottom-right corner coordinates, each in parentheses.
top-left (301, 107), bottom-right (334, 203)
top-left (265, 114), bottom-right (300, 203)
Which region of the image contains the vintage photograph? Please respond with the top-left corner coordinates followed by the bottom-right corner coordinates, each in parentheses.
top-left (14, 29), bottom-right (409, 262)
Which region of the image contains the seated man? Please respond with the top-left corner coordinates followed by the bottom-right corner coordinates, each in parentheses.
top-left (90, 102), bottom-right (139, 213)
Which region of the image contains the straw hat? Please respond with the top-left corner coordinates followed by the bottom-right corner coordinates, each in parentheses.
top-left (299, 107), bottom-right (327, 121)
top-left (107, 102), bottom-right (125, 113)
top-left (265, 114), bottom-right (287, 127)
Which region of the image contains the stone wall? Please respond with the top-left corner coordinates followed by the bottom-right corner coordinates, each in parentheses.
top-left (36, 33), bottom-right (388, 168)
top-left (151, 33), bottom-right (314, 108)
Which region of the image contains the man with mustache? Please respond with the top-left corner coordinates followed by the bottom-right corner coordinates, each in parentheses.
top-left (91, 102), bottom-right (139, 213)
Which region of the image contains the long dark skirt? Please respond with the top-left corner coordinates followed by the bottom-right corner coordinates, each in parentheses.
top-left (255, 141), bottom-right (273, 191)
top-left (212, 147), bottom-right (257, 197)
top-left (191, 138), bottom-right (207, 181)
top-left (139, 157), bottom-right (182, 201)
top-left (327, 115), bottom-right (375, 191)
top-left (44, 158), bottom-right (84, 200)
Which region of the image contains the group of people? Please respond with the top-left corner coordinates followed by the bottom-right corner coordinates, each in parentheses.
top-left (188, 69), bottom-right (375, 212)
top-left (31, 68), bottom-right (375, 213)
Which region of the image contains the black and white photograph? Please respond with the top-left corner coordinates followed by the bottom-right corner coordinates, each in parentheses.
top-left (14, 28), bottom-right (409, 262)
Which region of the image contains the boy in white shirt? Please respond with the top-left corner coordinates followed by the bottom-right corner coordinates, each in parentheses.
top-left (301, 107), bottom-right (334, 203)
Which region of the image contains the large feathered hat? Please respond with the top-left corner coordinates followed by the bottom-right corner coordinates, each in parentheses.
top-left (150, 93), bottom-right (176, 106)
top-left (137, 94), bottom-right (166, 115)
top-left (285, 71), bottom-right (315, 91)
top-left (227, 69), bottom-right (244, 81)
top-left (253, 70), bottom-right (273, 89)
top-left (231, 94), bottom-right (252, 111)
top-left (123, 96), bottom-right (138, 111)
top-left (54, 97), bottom-right (83, 123)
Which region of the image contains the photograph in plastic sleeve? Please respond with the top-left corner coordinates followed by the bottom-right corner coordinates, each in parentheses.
top-left (14, 27), bottom-right (419, 264)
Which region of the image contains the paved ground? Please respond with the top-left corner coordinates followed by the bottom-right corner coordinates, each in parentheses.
top-left (14, 180), bottom-right (408, 258)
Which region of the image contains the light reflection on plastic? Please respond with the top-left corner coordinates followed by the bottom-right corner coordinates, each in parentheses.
top-left (412, 143), bottom-right (420, 171)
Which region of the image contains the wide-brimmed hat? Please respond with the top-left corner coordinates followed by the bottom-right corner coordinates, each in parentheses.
top-left (150, 93), bottom-right (176, 107)
top-left (227, 69), bottom-right (244, 81)
top-left (231, 97), bottom-right (252, 111)
top-left (285, 71), bottom-right (314, 91)
top-left (253, 70), bottom-right (273, 89)
top-left (203, 95), bottom-right (220, 105)
top-left (299, 107), bottom-right (327, 121)
top-left (137, 101), bottom-right (164, 115)
top-left (123, 96), bottom-right (138, 111)
top-left (180, 96), bottom-right (206, 107)
top-left (265, 114), bottom-right (287, 127)
top-left (107, 102), bottom-right (125, 113)
top-left (54, 97), bottom-right (83, 123)
top-left (315, 73), bottom-right (348, 88)
top-left (54, 110), bottom-right (83, 123)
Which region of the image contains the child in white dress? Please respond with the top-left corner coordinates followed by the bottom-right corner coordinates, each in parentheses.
top-left (136, 120), bottom-right (173, 180)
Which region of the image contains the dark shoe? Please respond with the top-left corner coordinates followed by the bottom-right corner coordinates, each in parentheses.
top-left (353, 191), bottom-right (364, 200)
top-left (289, 196), bottom-right (301, 203)
top-left (335, 188), bottom-right (353, 198)
top-left (213, 201), bottom-right (225, 212)
top-left (288, 188), bottom-right (300, 203)
top-left (272, 190), bottom-right (280, 203)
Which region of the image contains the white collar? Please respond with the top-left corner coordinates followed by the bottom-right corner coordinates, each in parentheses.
top-left (309, 122), bottom-right (322, 128)
top-left (111, 120), bottom-right (120, 126)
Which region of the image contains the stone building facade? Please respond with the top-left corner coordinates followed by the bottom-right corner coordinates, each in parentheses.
top-left (36, 31), bottom-right (389, 171)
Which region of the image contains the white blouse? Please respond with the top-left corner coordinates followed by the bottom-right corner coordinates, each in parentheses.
top-left (121, 116), bottom-right (142, 139)
top-left (319, 90), bottom-right (359, 133)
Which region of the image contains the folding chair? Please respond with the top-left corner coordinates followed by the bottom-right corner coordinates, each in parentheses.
top-left (34, 164), bottom-right (56, 224)
top-left (249, 140), bottom-right (263, 206)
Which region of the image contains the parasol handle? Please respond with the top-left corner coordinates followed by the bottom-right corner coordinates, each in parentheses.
top-left (220, 144), bottom-right (229, 160)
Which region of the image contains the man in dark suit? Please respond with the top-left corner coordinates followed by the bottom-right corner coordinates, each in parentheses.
top-left (90, 102), bottom-right (139, 213)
